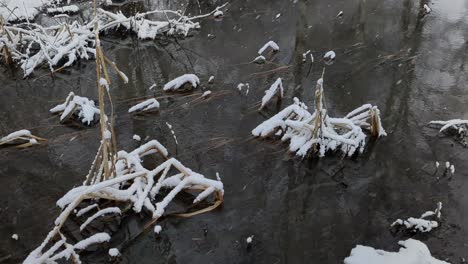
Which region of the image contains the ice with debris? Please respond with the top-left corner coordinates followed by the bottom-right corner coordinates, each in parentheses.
top-left (344, 239), bottom-right (449, 264)
top-left (163, 74), bottom-right (200, 91)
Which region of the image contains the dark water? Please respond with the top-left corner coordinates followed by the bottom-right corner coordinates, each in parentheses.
top-left (1, 0), bottom-right (468, 263)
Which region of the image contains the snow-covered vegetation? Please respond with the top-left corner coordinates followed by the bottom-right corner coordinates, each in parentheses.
top-left (0, 129), bottom-right (45, 148)
top-left (258, 40), bottom-right (279, 55)
top-left (259, 78), bottom-right (283, 110)
top-left (390, 202), bottom-right (442, 233)
top-left (128, 98), bottom-right (160, 113)
top-left (50, 92), bottom-right (100, 125)
top-left (163, 74), bottom-right (200, 91)
top-left (252, 77), bottom-right (386, 157)
top-left (0, 4), bottom-right (227, 76)
top-left (344, 239), bottom-right (449, 264)
top-left (25, 140), bottom-right (224, 263)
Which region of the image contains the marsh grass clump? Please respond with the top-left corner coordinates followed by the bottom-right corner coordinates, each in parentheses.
top-left (252, 72), bottom-right (386, 158)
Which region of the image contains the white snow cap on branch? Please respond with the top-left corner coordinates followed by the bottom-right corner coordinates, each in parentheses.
top-left (258, 40), bottom-right (280, 55)
top-left (344, 239), bottom-right (449, 264)
top-left (50, 92), bottom-right (100, 125)
top-left (163, 74), bottom-right (200, 91)
top-left (252, 77), bottom-right (386, 157)
top-left (259, 78), bottom-right (283, 110)
top-left (128, 98), bottom-right (160, 113)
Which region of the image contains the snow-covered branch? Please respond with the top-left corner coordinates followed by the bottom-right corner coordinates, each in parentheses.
top-left (50, 92), bottom-right (100, 125)
top-left (0, 129), bottom-right (46, 148)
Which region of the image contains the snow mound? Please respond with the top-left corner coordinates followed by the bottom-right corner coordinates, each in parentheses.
top-left (344, 239), bottom-right (449, 264)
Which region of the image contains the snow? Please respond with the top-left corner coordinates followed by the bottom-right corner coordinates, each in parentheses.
top-left (80, 207), bottom-right (121, 231)
top-left (202, 91), bottom-right (212, 97)
top-left (435, 161), bottom-right (439, 168)
top-left (445, 161), bottom-right (450, 169)
top-left (254, 55), bottom-right (266, 64)
top-left (208, 76), bottom-right (215, 83)
top-left (324, 50), bottom-right (336, 61)
top-left (429, 119), bottom-right (468, 134)
top-left (246, 236), bottom-right (253, 244)
top-left (237, 83), bottom-right (250, 95)
top-left (108, 248), bottom-right (120, 257)
top-left (344, 239), bottom-right (449, 264)
top-left (275, 13), bottom-right (281, 18)
top-left (0, 129), bottom-right (32, 142)
top-left (0, 0), bottom-right (52, 22)
top-left (46, 5), bottom-right (79, 14)
top-left (337, 11), bottom-right (344, 17)
top-left (76, 204), bottom-right (98, 217)
top-left (252, 78), bottom-right (386, 157)
top-left (149, 83), bottom-right (157, 90)
top-left (50, 92), bottom-right (100, 125)
top-left (259, 78), bottom-right (283, 110)
top-left (133, 134), bottom-right (141, 141)
top-left (450, 165), bottom-right (455, 174)
top-left (154, 225), bottom-right (162, 234)
top-left (12, 234), bottom-right (19, 240)
top-left (302, 50), bottom-right (314, 63)
top-left (213, 10), bottom-right (223, 18)
top-left (163, 74), bottom-right (200, 91)
top-left (104, 130), bottom-right (112, 140)
top-left (74, 233), bottom-right (111, 250)
top-left (391, 202), bottom-right (442, 233)
top-left (258, 41), bottom-right (280, 55)
top-left (128, 98), bottom-right (160, 113)
top-left (166, 122), bottom-right (178, 145)
top-left (424, 4), bottom-right (432, 13)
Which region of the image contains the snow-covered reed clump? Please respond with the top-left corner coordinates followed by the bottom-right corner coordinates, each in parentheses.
top-left (128, 98), bottom-right (160, 113)
top-left (163, 74), bottom-right (200, 91)
top-left (0, 21), bottom-right (95, 77)
top-left (344, 239), bottom-right (449, 264)
top-left (391, 202), bottom-right (442, 233)
top-left (0, 129), bottom-right (46, 148)
top-left (25, 140), bottom-right (224, 263)
top-left (0, 4), bottom-right (227, 76)
top-left (50, 92), bottom-right (100, 125)
top-left (252, 76), bottom-right (386, 158)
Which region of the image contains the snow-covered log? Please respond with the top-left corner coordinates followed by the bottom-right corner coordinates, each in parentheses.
top-left (252, 77), bottom-right (386, 157)
top-left (0, 129), bottom-right (46, 148)
top-left (50, 92), bottom-right (100, 125)
top-left (259, 78), bottom-right (283, 110)
top-left (128, 98), bottom-right (160, 113)
top-left (25, 140), bottom-right (224, 263)
top-left (344, 239), bottom-right (449, 264)
top-left (163, 74), bottom-right (200, 91)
